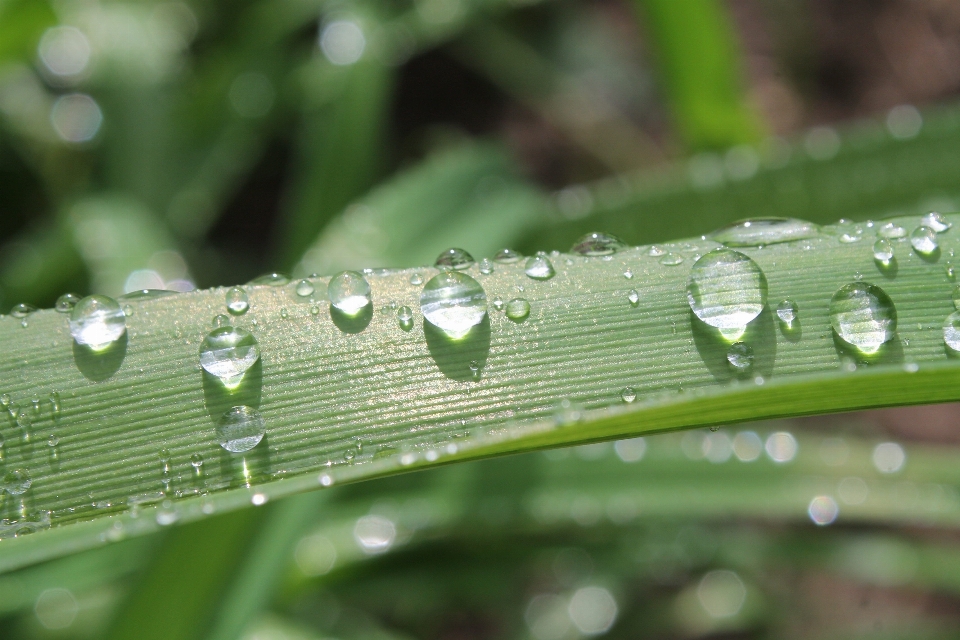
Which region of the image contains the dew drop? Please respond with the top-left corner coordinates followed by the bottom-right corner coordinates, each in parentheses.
top-left (711, 217), bottom-right (820, 247)
top-left (190, 454), bottom-right (204, 477)
top-left (478, 258), bottom-right (494, 275)
top-left (468, 360), bottom-right (480, 379)
top-left (199, 326), bottom-right (260, 387)
top-left (216, 406), bottom-right (265, 453)
top-left (726, 342), bottom-right (754, 372)
top-left (623, 269), bottom-right (633, 279)
top-left (910, 226), bottom-right (938, 255)
top-left (570, 232), bottom-right (626, 256)
top-left (524, 253), bottom-right (556, 281)
top-left (225, 287), bottom-right (249, 315)
top-left (280, 308), bottom-right (289, 319)
top-left (494, 248), bottom-right (522, 263)
top-left (11, 303), bottom-right (36, 318)
top-left (947, 263), bottom-right (957, 281)
top-left (2, 469), bottom-right (31, 495)
top-left (829, 282), bottom-right (897, 354)
top-left (621, 387), bottom-right (637, 403)
top-left (55, 293), bottom-right (81, 313)
top-left (921, 211), bottom-right (951, 233)
top-left (659, 252), bottom-right (683, 266)
top-left (49, 392), bottom-right (61, 421)
top-left (647, 245), bottom-right (665, 257)
top-left (409, 273), bottom-right (424, 286)
top-left (627, 289), bottom-right (640, 307)
top-left (295, 279), bottom-right (315, 297)
top-left (249, 273), bottom-right (289, 286)
top-left (776, 299), bottom-right (798, 326)
top-left (328, 271), bottom-right (372, 315)
top-left (435, 248), bottom-right (475, 270)
top-left (492, 297), bottom-right (504, 311)
top-left (310, 305), bottom-right (320, 315)
top-left (505, 298), bottom-right (530, 322)
top-left (943, 311), bottom-right (960, 352)
top-left (396, 305), bottom-right (414, 331)
top-left (877, 222), bottom-right (907, 239)
top-left (420, 271), bottom-right (487, 339)
top-left (687, 249), bottom-right (767, 340)
top-left (69, 295), bottom-right (126, 351)
top-left (873, 238), bottom-right (894, 264)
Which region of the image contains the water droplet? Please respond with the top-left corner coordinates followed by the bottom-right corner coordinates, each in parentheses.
top-left (570, 232), bottom-right (626, 256)
top-left (69, 295), bottom-right (126, 350)
top-left (295, 279), bottom-right (315, 297)
top-left (49, 392), bottom-right (61, 421)
top-left (420, 272), bottom-right (487, 339)
top-left (647, 245), bottom-right (665, 257)
top-left (468, 361), bottom-right (480, 379)
top-left (711, 217), bottom-right (820, 247)
top-left (47, 433), bottom-right (59, 447)
top-left (910, 226), bottom-right (938, 255)
top-left (829, 282), bottom-right (897, 354)
top-left (435, 248), bottom-right (475, 270)
top-left (478, 258), bottom-right (494, 275)
top-left (873, 238), bottom-right (894, 264)
top-left (494, 248), bottom-right (522, 263)
top-left (627, 289), bottom-right (640, 307)
top-left (621, 387), bottom-right (636, 403)
top-left (11, 303), bottom-right (36, 318)
top-left (659, 253), bottom-right (683, 266)
top-left (280, 307), bottom-right (289, 319)
top-left (225, 287), bottom-right (249, 315)
top-left (492, 297), bottom-right (504, 311)
top-left (838, 232), bottom-right (861, 244)
top-left (199, 327), bottom-right (260, 387)
top-left (726, 342), bottom-right (754, 372)
top-left (191, 453), bottom-right (204, 472)
top-left (328, 271), bottom-right (372, 315)
top-left (776, 299), bottom-right (798, 327)
top-left (409, 273), bottom-right (423, 286)
top-left (943, 311), bottom-right (960, 352)
top-left (249, 273), bottom-right (289, 286)
top-left (55, 293), bottom-right (81, 313)
top-left (16, 410), bottom-right (31, 430)
top-left (2, 469), bottom-right (31, 495)
top-left (119, 289), bottom-right (177, 301)
top-left (946, 263), bottom-right (957, 281)
top-left (623, 269), bottom-right (633, 279)
top-left (524, 253), bottom-right (556, 281)
top-left (505, 298), bottom-right (530, 322)
top-left (310, 305), bottom-right (320, 315)
top-left (687, 249), bottom-right (767, 341)
top-left (877, 222), bottom-right (907, 239)
top-left (216, 406), bottom-right (265, 453)
top-left (212, 314), bottom-right (230, 328)
top-left (396, 305), bottom-right (414, 331)
top-left (921, 211), bottom-right (951, 233)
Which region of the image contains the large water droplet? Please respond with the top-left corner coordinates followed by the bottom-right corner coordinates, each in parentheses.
top-left (199, 326), bottom-right (260, 387)
top-left (216, 406), bottom-right (265, 453)
top-left (295, 279), bottom-right (315, 297)
top-left (2, 469), bottom-right (31, 495)
top-left (921, 211), bottom-right (951, 233)
top-left (570, 232), bottom-right (625, 256)
top-left (494, 248), bottom-right (522, 263)
top-left (55, 293), bottom-right (81, 313)
top-left (711, 217), bottom-right (820, 247)
top-left (829, 282), bottom-right (897, 354)
top-left (225, 287), bottom-right (249, 315)
top-left (687, 249), bottom-right (767, 340)
top-left (910, 226), bottom-right (938, 256)
top-left (328, 271), bottom-right (371, 315)
top-left (943, 311), bottom-right (960, 352)
top-left (420, 271), bottom-right (487, 339)
top-left (397, 305), bottom-right (414, 331)
top-left (505, 298), bottom-right (530, 322)
top-left (525, 253), bottom-right (556, 281)
top-left (877, 222), bottom-right (907, 239)
top-left (435, 248), bottom-right (475, 270)
top-left (69, 295), bottom-right (126, 351)
top-left (726, 342), bottom-right (754, 372)
top-left (873, 238), bottom-right (894, 264)
top-left (249, 273), bottom-right (289, 286)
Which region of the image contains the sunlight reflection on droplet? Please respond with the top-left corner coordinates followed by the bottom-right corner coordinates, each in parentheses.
top-left (320, 20), bottom-right (365, 66)
top-left (353, 514), bottom-right (395, 554)
top-left (51, 93), bottom-right (102, 143)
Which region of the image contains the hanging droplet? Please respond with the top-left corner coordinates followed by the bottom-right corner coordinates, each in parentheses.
top-left (877, 222), bottom-right (907, 239)
top-left (621, 387), bottom-right (637, 403)
top-left (199, 326), bottom-right (260, 387)
top-left (216, 406), bottom-right (265, 453)
top-left (687, 248), bottom-right (767, 341)
top-left (477, 258), bottom-right (494, 275)
top-left (11, 303), bottom-right (36, 318)
top-left (69, 295), bottom-right (126, 351)
top-left (726, 342), bottom-right (754, 372)
top-left (570, 232), bottom-right (626, 256)
top-left (910, 226), bottom-right (939, 256)
top-left (627, 289), bottom-right (640, 307)
top-left (249, 273), bottom-right (289, 286)
top-left (295, 279), bottom-right (315, 297)
top-left (435, 248), bottom-right (475, 270)
top-left (2, 469), bottom-right (31, 495)
top-left (409, 273), bottom-right (424, 286)
top-left (225, 287), bottom-right (249, 315)
top-left (494, 248), bottom-right (522, 263)
top-left (776, 299), bottom-right (798, 327)
top-left (420, 271), bottom-right (487, 339)
top-left (55, 293), bottom-right (81, 313)
top-left (396, 305), bottom-right (414, 331)
top-left (710, 217), bottom-right (820, 247)
top-left (829, 282), bottom-right (897, 354)
top-left (659, 253), bottom-right (684, 266)
top-left (921, 211), bottom-right (951, 233)
top-left (873, 238), bottom-right (894, 264)
top-left (328, 271), bottom-right (372, 315)
top-left (505, 298), bottom-right (530, 322)
top-left (524, 253), bottom-right (556, 281)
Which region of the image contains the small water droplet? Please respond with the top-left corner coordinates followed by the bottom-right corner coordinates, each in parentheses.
top-left (420, 272), bottom-right (487, 339)
top-left (877, 222), bottom-right (907, 239)
top-left (199, 327), bottom-right (260, 387)
top-left (16, 410), bottom-right (30, 430)
top-left (873, 238), bottom-right (894, 264)
top-left (687, 248), bottom-right (767, 341)
top-left (838, 232), bottom-right (861, 244)
top-left (946, 263), bottom-right (957, 281)
top-left (409, 273), bottom-right (423, 286)
top-left (776, 299), bottom-right (798, 326)
top-left (225, 287), bottom-right (249, 315)
top-left (435, 248), bottom-right (475, 270)
top-left (623, 269), bottom-right (633, 279)
top-left (621, 387), bottom-right (636, 403)
top-left (921, 211), bottom-right (951, 233)
top-left (212, 314), bottom-right (230, 328)
top-left (11, 303), bottom-right (36, 319)
top-left (711, 217), bottom-right (820, 247)
top-left (524, 253), bottom-right (556, 281)
top-left (216, 406), bottom-right (265, 453)
top-left (55, 293), bottom-right (81, 313)
top-left (468, 361), bottom-right (480, 379)
top-left (647, 245), bottom-right (665, 257)
top-left (910, 225), bottom-right (939, 256)
top-left (627, 289), bottom-right (640, 307)
top-left (49, 392), bottom-right (61, 421)
top-left (492, 297), bottom-right (504, 311)
top-left (295, 279), bottom-right (315, 297)
top-left (310, 305), bottom-right (320, 315)
top-left (829, 282), bottom-right (897, 354)
top-left (47, 433), bottom-right (59, 447)
top-left (478, 258), bottom-right (494, 275)
top-left (122, 304), bottom-right (134, 317)
top-left (570, 232), bottom-right (626, 256)
top-left (505, 298), bottom-right (530, 322)
top-left (280, 307), bottom-right (289, 319)
top-left (397, 305), bottom-right (414, 331)
top-left (494, 248), bottom-right (522, 263)
top-left (69, 295), bottom-right (126, 351)
top-left (249, 273), bottom-right (289, 286)
top-left (944, 311), bottom-right (960, 352)
top-left (191, 453), bottom-right (204, 475)
top-left (726, 342), bottom-right (754, 372)
top-left (659, 253), bottom-right (683, 266)
top-left (329, 271), bottom-right (372, 315)
top-left (2, 469), bottom-right (31, 495)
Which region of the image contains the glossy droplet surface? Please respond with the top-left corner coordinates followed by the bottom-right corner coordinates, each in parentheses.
top-left (621, 387), bottom-right (637, 403)
top-left (910, 226), bottom-right (938, 255)
top-left (225, 287), bottom-right (249, 315)
top-left (659, 253), bottom-right (683, 266)
top-left (570, 232), bottom-right (625, 256)
top-left (199, 327), bottom-right (260, 386)
top-left (11, 303), bottom-right (36, 318)
top-left (829, 282), bottom-right (897, 354)
top-left (726, 342), bottom-right (754, 372)
top-left (216, 406), bottom-right (265, 453)
top-left (55, 293), bottom-right (81, 313)
top-left (687, 249), bottom-right (767, 338)
top-left (776, 299), bottom-right (798, 326)
top-left (921, 211), bottom-right (951, 233)
top-left (69, 295), bottom-right (126, 351)
top-left (435, 248), bottom-right (475, 270)
top-left (711, 217), bottom-right (819, 247)
top-left (953, 285), bottom-right (960, 310)
top-left (524, 253), bottom-right (555, 281)
top-left (873, 238), bottom-right (894, 263)
top-left (943, 311), bottom-right (960, 351)
top-left (494, 248), bottom-right (522, 263)
top-left (397, 305), bottom-right (414, 331)
top-left (249, 273), bottom-right (289, 286)
top-left (329, 271), bottom-right (371, 315)
top-left (2, 469), bottom-right (31, 495)
top-left (295, 279), bottom-right (315, 297)
top-left (877, 222), bottom-right (907, 239)
top-left (420, 272), bottom-right (487, 339)
top-left (505, 298), bottom-right (530, 322)
top-left (478, 258), bottom-right (494, 275)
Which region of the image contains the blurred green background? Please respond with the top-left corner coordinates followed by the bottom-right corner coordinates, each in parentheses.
top-left (5, 0), bottom-right (960, 638)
